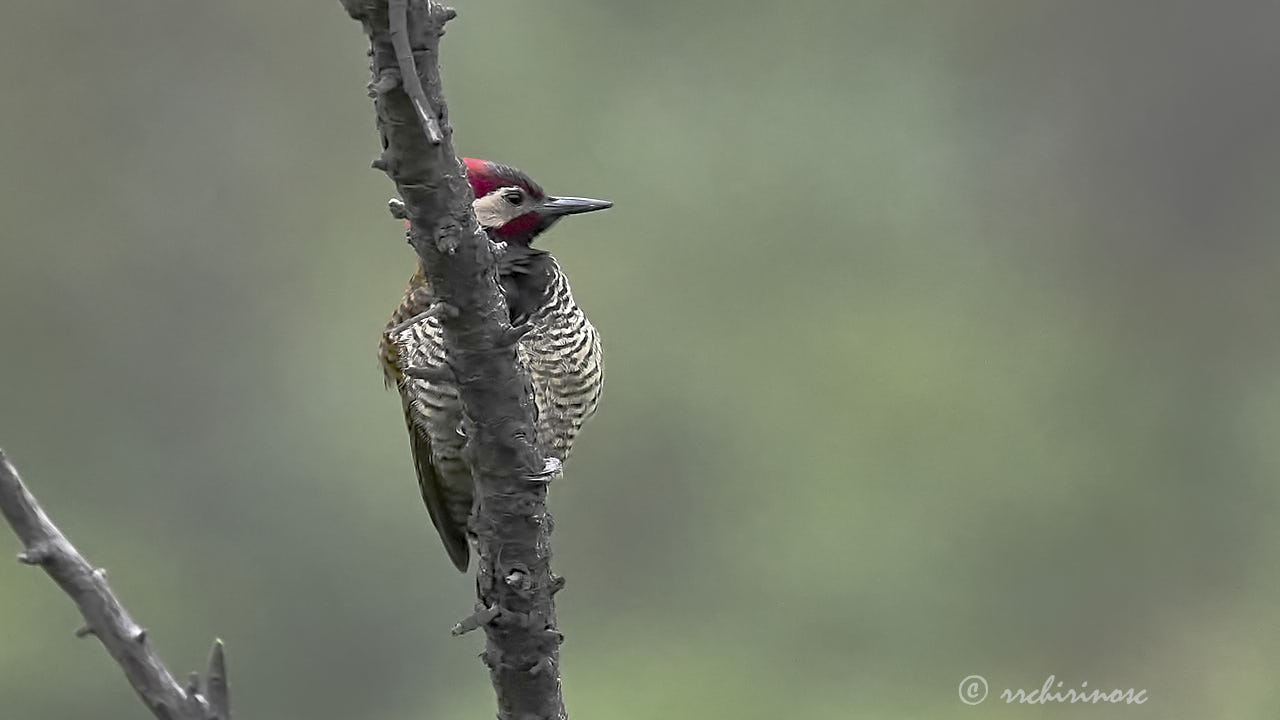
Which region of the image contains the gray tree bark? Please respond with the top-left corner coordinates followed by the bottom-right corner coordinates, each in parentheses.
top-left (341, 2), bottom-right (569, 719)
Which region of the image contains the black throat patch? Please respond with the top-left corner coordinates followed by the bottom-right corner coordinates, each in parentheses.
top-left (497, 246), bottom-right (556, 326)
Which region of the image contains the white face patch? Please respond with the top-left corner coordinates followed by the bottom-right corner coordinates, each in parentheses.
top-left (473, 186), bottom-right (533, 229)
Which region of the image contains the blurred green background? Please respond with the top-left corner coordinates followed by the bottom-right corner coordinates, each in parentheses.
top-left (2, 1), bottom-right (1278, 718)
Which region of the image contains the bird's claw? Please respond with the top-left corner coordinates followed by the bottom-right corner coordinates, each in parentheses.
top-left (529, 457), bottom-right (562, 483)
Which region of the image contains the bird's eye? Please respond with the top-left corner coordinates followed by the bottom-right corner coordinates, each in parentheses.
top-left (503, 189), bottom-right (523, 205)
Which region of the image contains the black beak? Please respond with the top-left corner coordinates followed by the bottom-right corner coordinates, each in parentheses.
top-left (538, 195), bottom-right (613, 217)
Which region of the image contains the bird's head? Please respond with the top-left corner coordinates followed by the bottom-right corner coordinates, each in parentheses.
top-left (465, 157), bottom-right (612, 246)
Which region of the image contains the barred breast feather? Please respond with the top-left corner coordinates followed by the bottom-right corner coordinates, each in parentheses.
top-left (517, 259), bottom-right (604, 461)
top-left (380, 258), bottom-right (602, 570)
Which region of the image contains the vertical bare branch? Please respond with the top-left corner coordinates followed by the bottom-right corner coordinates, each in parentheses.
top-left (341, 1), bottom-right (569, 718)
top-left (0, 449), bottom-right (229, 720)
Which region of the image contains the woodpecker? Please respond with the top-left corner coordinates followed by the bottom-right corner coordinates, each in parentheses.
top-left (380, 158), bottom-right (611, 571)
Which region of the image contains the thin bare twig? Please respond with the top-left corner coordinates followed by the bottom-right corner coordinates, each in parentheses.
top-left (452, 603), bottom-right (502, 636)
top-left (0, 449), bottom-right (229, 720)
top-left (389, 0), bottom-right (443, 144)
top-left (205, 640), bottom-right (231, 720)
